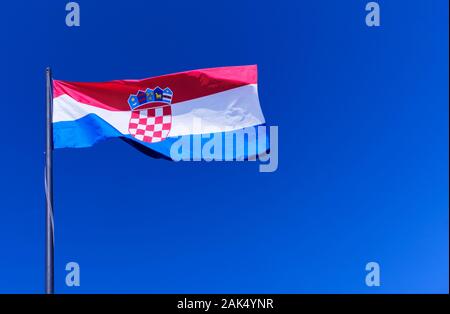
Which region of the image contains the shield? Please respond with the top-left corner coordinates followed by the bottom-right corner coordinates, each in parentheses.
top-left (128, 105), bottom-right (172, 143)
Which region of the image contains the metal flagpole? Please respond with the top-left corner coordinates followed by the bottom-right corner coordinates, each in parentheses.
top-left (45, 67), bottom-right (54, 294)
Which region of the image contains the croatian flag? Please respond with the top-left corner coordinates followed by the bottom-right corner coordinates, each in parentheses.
top-left (53, 65), bottom-right (268, 160)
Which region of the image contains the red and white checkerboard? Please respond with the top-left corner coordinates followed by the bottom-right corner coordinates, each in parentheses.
top-left (128, 106), bottom-right (172, 143)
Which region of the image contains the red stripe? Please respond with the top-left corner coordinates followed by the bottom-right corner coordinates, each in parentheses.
top-left (53, 65), bottom-right (257, 111)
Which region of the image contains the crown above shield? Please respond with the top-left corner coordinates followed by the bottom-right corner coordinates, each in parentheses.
top-left (128, 87), bottom-right (173, 110)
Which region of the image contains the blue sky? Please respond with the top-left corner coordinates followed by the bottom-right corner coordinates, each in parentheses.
top-left (0, 0), bottom-right (448, 293)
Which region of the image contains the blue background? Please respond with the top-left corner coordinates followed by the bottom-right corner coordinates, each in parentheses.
top-left (0, 0), bottom-right (448, 293)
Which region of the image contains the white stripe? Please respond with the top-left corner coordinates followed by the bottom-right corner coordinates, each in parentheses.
top-left (53, 84), bottom-right (265, 137)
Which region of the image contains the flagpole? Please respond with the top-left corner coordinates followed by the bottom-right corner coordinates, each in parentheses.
top-left (45, 67), bottom-right (54, 294)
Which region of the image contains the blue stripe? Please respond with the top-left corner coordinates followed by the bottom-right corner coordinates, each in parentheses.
top-left (53, 114), bottom-right (270, 160)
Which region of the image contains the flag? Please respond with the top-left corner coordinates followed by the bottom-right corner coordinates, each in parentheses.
top-left (52, 65), bottom-right (268, 160)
